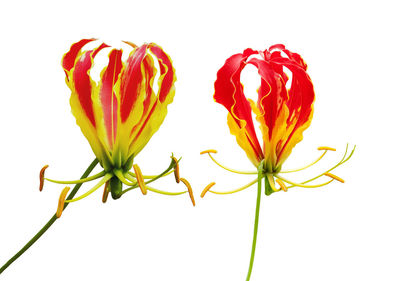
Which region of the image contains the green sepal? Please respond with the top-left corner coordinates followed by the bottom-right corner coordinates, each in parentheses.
top-left (110, 176), bottom-right (122, 199)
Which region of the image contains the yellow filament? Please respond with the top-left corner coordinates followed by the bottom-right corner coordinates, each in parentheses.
top-left (209, 178), bottom-right (258, 195)
top-left (276, 179), bottom-right (287, 192)
top-left (39, 165), bottom-right (49, 191)
top-left (280, 151), bottom-right (327, 173)
top-left (201, 182), bottom-right (216, 198)
top-left (200, 149), bottom-right (217, 155)
top-left (275, 175), bottom-right (334, 188)
top-left (180, 178), bottom-right (195, 206)
top-left (318, 146), bottom-right (336, 151)
top-left (172, 156), bottom-right (180, 183)
top-left (207, 153), bottom-right (257, 175)
top-left (65, 174), bottom-right (113, 203)
top-left (56, 187), bottom-right (70, 218)
top-left (146, 186), bottom-right (187, 196)
top-left (133, 164), bottom-right (147, 195)
top-left (324, 173), bottom-right (345, 183)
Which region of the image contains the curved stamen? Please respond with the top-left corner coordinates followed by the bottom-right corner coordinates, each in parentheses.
top-left (39, 165), bottom-right (49, 191)
top-left (172, 156), bottom-right (180, 183)
top-left (201, 182), bottom-right (216, 198)
top-left (280, 150), bottom-right (327, 173)
top-left (205, 178), bottom-right (258, 195)
top-left (133, 164), bottom-right (147, 195)
top-left (127, 170), bottom-right (174, 179)
top-left (202, 151), bottom-right (257, 175)
top-left (324, 173), bottom-right (345, 183)
top-left (46, 170), bottom-right (106, 185)
top-left (275, 174), bottom-right (334, 188)
top-left (102, 181), bottom-right (110, 203)
top-left (180, 178), bottom-right (195, 206)
top-left (65, 173), bottom-right (113, 203)
top-left (114, 169), bottom-right (136, 186)
top-left (297, 144), bottom-right (355, 185)
top-left (275, 178), bottom-right (287, 192)
top-left (56, 187), bottom-right (70, 218)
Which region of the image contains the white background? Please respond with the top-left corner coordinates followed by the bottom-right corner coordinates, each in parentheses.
top-left (0, 0), bottom-right (399, 280)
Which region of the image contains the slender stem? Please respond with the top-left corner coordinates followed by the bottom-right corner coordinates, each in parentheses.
top-left (246, 162), bottom-right (263, 281)
top-left (0, 158), bottom-right (98, 274)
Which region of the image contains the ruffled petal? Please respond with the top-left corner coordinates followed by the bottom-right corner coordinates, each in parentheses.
top-left (214, 49), bottom-right (263, 166)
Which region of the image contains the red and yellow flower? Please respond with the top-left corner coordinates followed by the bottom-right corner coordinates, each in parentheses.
top-left (41, 39), bottom-right (194, 217)
top-left (201, 44), bottom-right (354, 281)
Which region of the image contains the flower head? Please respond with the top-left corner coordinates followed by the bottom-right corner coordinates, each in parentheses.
top-left (40, 39), bottom-right (194, 216)
top-left (214, 44), bottom-right (314, 172)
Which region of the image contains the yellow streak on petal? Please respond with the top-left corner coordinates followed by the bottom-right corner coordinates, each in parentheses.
top-left (318, 146), bottom-right (336, 151)
top-left (56, 187), bottom-right (71, 218)
top-left (39, 165), bottom-right (49, 192)
top-left (133, 164), bottom-right (147, 195)
top-left (172, 156), bottom-right (180, 183)
top-left (180, 178), bottom-right (195, 206)
top-left (200, 149), bottom-right (217, 155)
top-left (324, 173), bottom-right (345, 183)
top-left (201, 182), bottom-right (216, 198)
top-left (275, 178), bottom-right (288, 192)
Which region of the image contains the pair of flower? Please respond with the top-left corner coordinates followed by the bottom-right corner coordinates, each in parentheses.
top-left (2, 39), bottom-right (354, 279)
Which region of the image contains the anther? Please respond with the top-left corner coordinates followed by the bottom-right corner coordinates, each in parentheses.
top-left (200, 149), bottom-right (217, 155)
top-left (318, 146), bottom-right (336, 151)
top-left (172, 156), bottom-right (180, 183)
top-left (56, 187), bottom-right (70, 218)
top-left (201, 182), bottom-right (216, 198)
top-left (180, 178), bottom-right (195, 206)
top-left (324, 172), bottom-right (345, 183)
top-left (39, 165), bottom-right (49, 192)
top-left (133, 164), bottom-right (147, 195)
top-left (102, 181), bottom-right (110, 203)
top-left (276, 179), bottom-right (288, 192)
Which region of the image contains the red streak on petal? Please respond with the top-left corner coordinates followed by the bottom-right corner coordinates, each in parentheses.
top-left (149, 44), bottom-right (174, 102)
top-left (120, 44), bottom-right (148, 122)
top-left (62, 38), bottom-right (95, 73)
top-left (100, 49), bottom-right (123, 146)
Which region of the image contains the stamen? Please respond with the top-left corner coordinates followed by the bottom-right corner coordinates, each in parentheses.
top-left (180, 178), bottom-right (195, 206)
top-left (275, 175), bottom-right (334, 188)
top-left (201, 182), bottom-right (216, 198)
top-left (56, 187), bottom-right (70, 218)
top-left (280, 151), bottom-right (327, 173)
top-left (102, 181), bottom-right (110, 203)
top-left (172, 156), bottom-right (180, 183)
top-left (318, 146), bottom-right (336, 151)
top-left (133, 164), bottom-right (147, 195)
top-left (208, 178), bottom-right (258, 195)
top-left (324, 173), bottom-right (345, 183)
top-left (275, 179), bottom-right (287, 192)
top-left (45, 170), bottom-right (106, 185)
top-left (65, 174), bottom-right (113, 203)
top-left (205, 152), bottom-right (257, 175)
top-left (127, 170), bottom-right (173, 179)
top-left (114, 169), bottom-right (136, 186)
top-left (200, 149), bottom-right (217, 154)
top-left (39, 165), bottom-right (49, 191)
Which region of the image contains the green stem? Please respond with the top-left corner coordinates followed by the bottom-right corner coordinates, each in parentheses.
top-left (0, 158), bottom-right (98, 274)
top-left (246, 162), bottom-right (264, 281)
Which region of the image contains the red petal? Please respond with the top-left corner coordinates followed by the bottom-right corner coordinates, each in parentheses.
top-left (62, 39), bottom-right (96, 74)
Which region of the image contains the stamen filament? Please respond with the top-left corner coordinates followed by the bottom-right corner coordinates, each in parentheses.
top-left (127, 170), bottom-right (173, 179)
top-left (46, 170), bottom-right (106, 185)
top-left (65, 173), bottom-right (113, 203)
top-left (280, 151), bottom-right (327, 173)
top-left (206, 152), bottom-right (257, 175)
top-left (275, 174), bottom-right (334, 188)
top-left (146, 186), bottom-right (187, 196)
top-left (208, 178), bottom-right (258, 195)
top-left (114, 169), bottom-right (136, 186)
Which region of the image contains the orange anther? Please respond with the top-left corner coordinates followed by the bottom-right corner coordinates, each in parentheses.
top-left (39, 165), bottom-right (49, 192)
top-left (324, 172), bottom-right (345, 183)
top-left (133, 164), bottom-right (147, 195)
top-left (200, 149), bottom-right (217, 155)
top-left (56, 187), bottom-right (70, 218)
top-left (180, 178), bottom-right (195, 206)
top-left (318, 146), bottom-right (336, 151)
top-left (102, 181), bottom-right (110, 203)
top-left (172, 156), bottom-right (180, 183)
top-left (275, 179), bottom-right (288, 192)
top-left (201, 182), bottom-right (216, 198)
